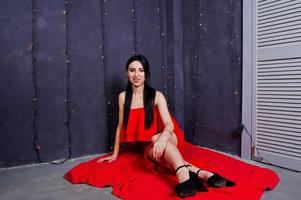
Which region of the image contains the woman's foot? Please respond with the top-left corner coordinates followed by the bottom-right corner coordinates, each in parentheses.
top-left (196, 169), bottom-right (235, 188)
top-left (176, 165), bottom-right (190, 183)
top-left (207, 173), bottom-right (235, 187)
top-left (174, 165), bottom-right (200, 198)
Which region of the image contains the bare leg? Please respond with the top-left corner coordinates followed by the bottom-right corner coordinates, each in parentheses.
top-left (148, 133), bottom-right (194, 183)
top-left (184, 161), bottom-right (214, 180)
top-left (148, 133), bottom-right (212, 180)
top-left (148, 137), bottom-right (189, 183)
top-left (148, 133), bottom-right (234, 187)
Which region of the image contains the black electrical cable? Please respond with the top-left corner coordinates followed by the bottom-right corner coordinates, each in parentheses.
top-left (32, 0), bottom-right (41, 163)
top-left (51, 0), bottom-right (72, 165)
top-left (64, 0), bottom-right (72, 161)
top-left (242, 125), bottom-right (300, 173)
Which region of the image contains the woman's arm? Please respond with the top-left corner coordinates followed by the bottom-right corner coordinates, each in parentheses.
top-left (111, 91), bottom-right (125, 156)
top-left (97, 92), bottom-right (125, 163)
top-left (152, 91), bottom-right (174, 159)
top-left (156, 91), bottom-right (174, 138)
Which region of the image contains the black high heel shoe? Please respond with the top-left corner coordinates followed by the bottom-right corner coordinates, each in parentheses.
top-left (197, 169), bottom-right (235, 188)
top-left (174, 165), bottom-right (200, 198)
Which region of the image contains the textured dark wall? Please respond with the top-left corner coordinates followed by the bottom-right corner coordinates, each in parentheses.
top-left (0, 0), bottom-right (242, 168)
top-left (0, 0), bottom-right (35, 167)
top-left (182, 0), bottom-right (242, 153)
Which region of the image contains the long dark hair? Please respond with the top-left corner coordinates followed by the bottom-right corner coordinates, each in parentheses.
top-left (123, 55), bottom-right (156, 129)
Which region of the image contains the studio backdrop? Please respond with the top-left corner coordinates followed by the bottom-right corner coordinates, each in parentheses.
top-left (0, 0), bottom-right (242, 168)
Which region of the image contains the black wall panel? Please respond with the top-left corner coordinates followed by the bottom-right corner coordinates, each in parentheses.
top-left (69, 0), bottom-right (108, 157)
top-left (182, 0), bottom-right (242, 154)
top-left (166, 0), bottom-right (184, 127)
top-left (36, 0), bottom-right (69, 162)
top-left (135, 0), bottom-right (164, 92)
top-left (103, 0), bottom-right (136, 147)
top-left (0, 0), bottom-right (36, 166)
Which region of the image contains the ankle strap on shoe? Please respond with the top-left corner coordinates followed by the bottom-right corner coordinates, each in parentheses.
top-left (175, 164), bottom-right (191, 174)
top-left (196, 169), bottom-right (201, 176)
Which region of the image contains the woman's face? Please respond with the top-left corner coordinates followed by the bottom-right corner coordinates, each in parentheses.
top-left (127, 60), bottom-right (146, 87)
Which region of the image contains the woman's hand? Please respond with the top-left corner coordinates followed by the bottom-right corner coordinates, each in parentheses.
top-left (152, 134), bottom-right (169, 159)
top-left (97, 154), bottom-right (117, 163)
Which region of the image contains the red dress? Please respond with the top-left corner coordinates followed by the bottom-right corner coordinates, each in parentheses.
top-left (64, 106), bottom-right (279, 200)
top-left (120, 105), bottom-right (184, 152)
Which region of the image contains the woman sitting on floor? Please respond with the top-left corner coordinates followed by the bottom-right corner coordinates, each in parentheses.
top-left (97, 54), bottom-right (235, 198)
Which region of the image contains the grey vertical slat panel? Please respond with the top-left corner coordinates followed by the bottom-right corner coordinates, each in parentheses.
top-left (254, 0), bottom-right (301, 171)
top-left (242, 0), bottom-right (254, 160)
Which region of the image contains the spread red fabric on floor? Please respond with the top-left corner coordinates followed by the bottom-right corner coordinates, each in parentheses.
top-left (64, 141), bottom-right (279, 200)
top-left (65, 106), bottom-right (279, 199)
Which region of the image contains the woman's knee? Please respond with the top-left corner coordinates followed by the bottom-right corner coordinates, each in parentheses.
top-left (147, 146), bottom-right (161, 163)
top-left (151, 132), bottom-right (178, 145)
top-left (151, 134), bottom-right (160, 143)
top-left (164, 140), bottom-right (178, 153)
top-left (169, 133), bottom-right (178, 146)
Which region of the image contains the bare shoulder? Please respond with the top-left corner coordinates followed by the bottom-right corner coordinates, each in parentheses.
top-left (118, 91), bottom-right (126, 106)
top-left (155, 91), bottom-right (166, 105)
top-left (119, 91), bottom-right (126, 99)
